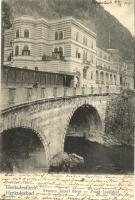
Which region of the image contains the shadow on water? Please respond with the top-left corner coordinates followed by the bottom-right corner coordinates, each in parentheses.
top-left (64, 136), bottom-right (134, 174)
top-left (0, 128), bottom-right (47, 173)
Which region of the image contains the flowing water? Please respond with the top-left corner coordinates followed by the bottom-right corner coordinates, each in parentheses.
top-left (64, 136), bottom-right (134, 174)
top-left (0, 133), bottom-right (134, 174)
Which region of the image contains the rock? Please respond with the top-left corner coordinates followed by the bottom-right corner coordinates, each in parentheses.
top-left (49, 152), bottom-right (84, 172)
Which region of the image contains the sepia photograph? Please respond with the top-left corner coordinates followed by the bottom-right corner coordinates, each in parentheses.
top-left (0, 0), bottom-right (134, 177)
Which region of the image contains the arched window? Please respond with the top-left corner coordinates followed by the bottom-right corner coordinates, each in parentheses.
top-left (15, 46), bottom-right (19, 56)
top-left (59, 31), bottom-right (63, 40)
top-left (55, 32), bottom-right (58, 40)
top-left (16, 30), bottom-right (19, 38)
top-left (24, 29), bottom-right (29, 38)
top-left (22, 45), bottom-right (30, 56)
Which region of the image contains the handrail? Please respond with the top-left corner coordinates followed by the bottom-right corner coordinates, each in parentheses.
top-left (1, 85), bottom-right (120, 111)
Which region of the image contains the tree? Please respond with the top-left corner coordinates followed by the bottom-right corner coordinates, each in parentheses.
top-left (1, 1), bottom-right (13, 66)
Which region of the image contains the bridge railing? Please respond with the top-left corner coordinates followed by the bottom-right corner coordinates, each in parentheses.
top-left (1, 85), bottom-right (120, 110)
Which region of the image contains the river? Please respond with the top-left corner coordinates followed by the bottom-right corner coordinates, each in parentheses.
top-left (63, 136), bottom-right (134, 174)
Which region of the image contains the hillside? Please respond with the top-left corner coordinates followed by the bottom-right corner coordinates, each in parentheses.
top-left (3, 0), bottom-right (134, 61)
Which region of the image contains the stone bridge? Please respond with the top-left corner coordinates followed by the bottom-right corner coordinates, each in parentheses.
top-left (0, 84), bottom-right (115, 171)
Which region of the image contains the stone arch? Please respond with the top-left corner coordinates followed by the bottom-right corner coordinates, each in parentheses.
top-left (0, 114), bottom-right (51, 168)
top-left (63, 103), bottom-right (102, 147)
top-left (0, 125), bottom-right (50, 172)
top-left (62, 103), bottom-right (103, 162)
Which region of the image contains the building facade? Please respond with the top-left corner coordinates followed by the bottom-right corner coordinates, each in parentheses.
top-left (4, 15), bottom-right (134, 89)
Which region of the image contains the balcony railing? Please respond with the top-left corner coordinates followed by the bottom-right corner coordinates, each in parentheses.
top-left (1, 85), bottom-right (120, 110)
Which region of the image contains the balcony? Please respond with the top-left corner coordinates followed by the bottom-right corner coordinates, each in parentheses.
top-left (96, 65), bottom-right (117, 73)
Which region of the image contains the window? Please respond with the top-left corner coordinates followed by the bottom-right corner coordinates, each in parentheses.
top-left (83, 37), bottom-right (85, 45)
top-left (55, 32), bottom-right (58, 40)
top-left (83, 51), bottom-right (87, 61)
top-left (83, 37), bottom-right (87, 45)
top-left (59, 31), bottom-right (63, 40)
top-left (76, 50), bottom-right (81, 59)
top-left (85, 38), bottom-right (87, 46)
top-left (22, 45), bottom-right (30, 56)
top-left (9, 88), bottom-right (16, 104)
top-left (15, 46), bottom-right (19, 56)
top-left (106, 73), bottom-right (109, 83)
top-left (78, 53), bottom-right (81, 58)
top-left (91, 54), bottom-right (93, 63)
top-left (96, 71), bottom-right (99, 80)
top-left (76, 49), bottom-right (78, 58)
top-left (10, 41), bottom-right (12, 46)
top-left (110, 74), bottom-right (113, 84)
top-left (24, 29), bottom-right (29, 38)
top-left (91, 72), bottom-right (93, 80)
top-left (41, 88), bottom-right (45, 98)
top-left (16, 30), bottom-right (19, 38)
top-left (8, 53), bottom-right (12, 61)
top-left (54, 47), bottom-right (58, 53)
top-left (27, 88), bottom-right (32, 100)
top-left (114, 75), bottom-right (116, 85)
top-left (100, 72), bottom-right (104, 83)
top-left (76, 32), bottom-right (79, 41)
top-left (59, 47), bottom-right (63, 57)
top-left (83, 69), bottom-right (87, 79)
top-left (91, 42), bottom-right (93, 49)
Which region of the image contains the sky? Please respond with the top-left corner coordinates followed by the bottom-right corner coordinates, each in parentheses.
top-left (96, 0), bottom-right (135, 35)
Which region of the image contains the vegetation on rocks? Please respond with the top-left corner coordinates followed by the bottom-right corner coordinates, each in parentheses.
top-left (105, 91), bottom-right (135, 146)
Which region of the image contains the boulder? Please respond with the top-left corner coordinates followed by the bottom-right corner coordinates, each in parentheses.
top-left (49, 152), bottom-right (84, 172)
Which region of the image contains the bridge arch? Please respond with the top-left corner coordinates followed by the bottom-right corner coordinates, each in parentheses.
top-left (63, 103), bottom-right (103, 164)
top-left (63, 104), bottom-right (102, 155)
top-left (64, 104), bottom-right (102, 138)
top-left (0, 126), bottom-right (50, 172)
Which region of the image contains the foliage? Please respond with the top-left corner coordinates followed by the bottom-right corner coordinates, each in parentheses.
top-left (105, 91), bottom-right (134, 146)
top-left (2, 1), bottom-right (13, 29)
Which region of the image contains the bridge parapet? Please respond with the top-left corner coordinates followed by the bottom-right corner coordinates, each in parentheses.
top-left (1, 85), bottom-right (120, 110)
